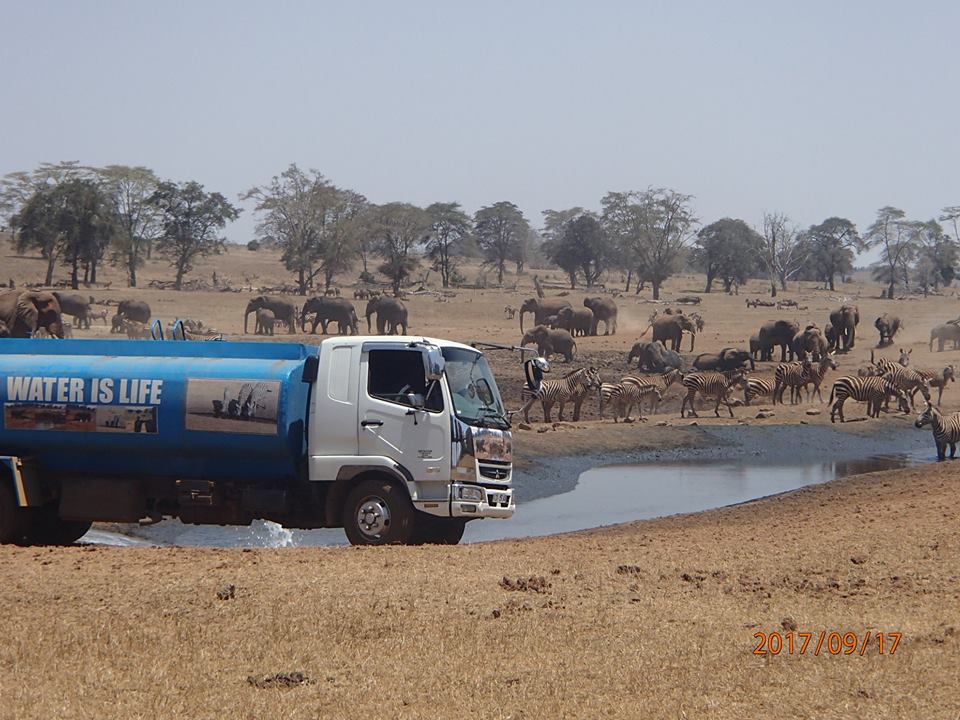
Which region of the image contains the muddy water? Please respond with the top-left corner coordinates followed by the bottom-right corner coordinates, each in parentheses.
top-left (85, 433), bottom-right (931, 548)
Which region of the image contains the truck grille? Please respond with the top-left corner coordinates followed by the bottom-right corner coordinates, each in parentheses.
top-left (478, 459), bottom-right (511, 481)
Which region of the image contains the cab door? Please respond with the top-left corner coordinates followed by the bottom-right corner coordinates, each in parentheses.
top-left (357, 346), bottom-right (449, 483)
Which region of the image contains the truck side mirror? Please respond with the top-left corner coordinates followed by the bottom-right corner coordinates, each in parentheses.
top-left (406, 392), bottom-right (426, 409)
top-left (524, 356), bottom-right (550, 392)
top-left (423, 346), bottom-right (445, 382)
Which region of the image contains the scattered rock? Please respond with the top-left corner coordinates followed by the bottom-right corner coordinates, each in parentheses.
top-left (755, 411), bottom-right (775, 419)
top-left (216, 584), bottom-right (235, 600)
top-left (537, 427), bottom-right (549, 433)
top-left (517, 422), bottom-right (532, 431)
top-left (617, 565), bottom-right (643, 575)
top-left (850, 555), bottom-right (867, 565)
top-left (781, 617), bottom-right (798, 631)
top-left (247, 671), bottom-right (310, 689)
top-left (491, 608), bottom-right (502, 619)
top-left (499, 575), bottom-right (551, 593)
top-left (688, 421), bottom-right (699, 426)
top-left (656, 421), bottom-right (668, 427)
top-left (805, 408), bottom-right (821, 415)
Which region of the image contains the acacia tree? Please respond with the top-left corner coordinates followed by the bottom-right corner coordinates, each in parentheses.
top-left (150, 181), bottom-right (239, 290)
top-left (805, 217), bottom-right (862, 291)
top-left (759, 212), bottom-right (807, 297)
top-left (940, 206), bottom-right (960, 244)
top-left (544, 213), bottom-right (610, 288)
top-left (243, 165), bottom-right (355, 295)
top-left (13, 178), bottom-right (114, 288)
top-left (474, 201), bottom-right (529, 285)
top-left (864, 206), bottom-right (915, 299)
top-left (425, 202), bottom-right (471, 287)
top-left (96, 165), bottom-right (162, 287)
top-left (911, 219), bottom-right (957, 290)
top-left (692, 218), bottom-right (763, 293)
top-left (369, 202), bottom-right (430, 296)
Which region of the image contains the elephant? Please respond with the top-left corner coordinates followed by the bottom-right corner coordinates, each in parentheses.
top-left (519, 298), bottom-right (572, 333)
top-left (791, 325), bottom-right (828, 361)
top-left (626, 340), bottom-right (683, 372)
top-left (365, 297), bottom-right (408, 335)
top-left (930, 323), bottom-right (960, 352)
top-left (53, 292), bottom-right (95, 329)
top-left (583, 297), bottom-right (618, 335)
top-left (824, 323), bottom-right (837, 351)
top-left (520, 325), bottom-right (577, 363)
top-left (692, 348), bottom-right (755, 372)
top-left (875, 313), bottom-right (902, 347)
top-left (116, 299), bottom-right (151, 325)
top-left (749, 333), bottom-right (766, 361)
top-left (301, 297), bottom-right (359, 335)
top-left (828, 305), bottom-right (859, 351)
top-left (244, 296), bottom-right (297, 334)
top-left (649, 314), bottom-right (697, 352)
top-left (555, 306), bottom-right (593, 337)
top-left (0, 290), bottom-right (65, 338)
top-left (255, 308), bottom-right (276, 335)
top-left (757, 319), bottom-right (800, 362)
top-left (0, 319), bottom-right (9, 337)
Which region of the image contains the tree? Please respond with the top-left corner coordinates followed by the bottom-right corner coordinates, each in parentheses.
top-left (692, 218), bottom-right (763, 293)
top-left (759, 212), bottom-right (807, 297)
top-left (425, 202), bottom-right (471, 287)
top-left (805, 217), bottom-right (863, 291)
top-left (13, 178), bottom-right (115, 288)
top-left (864, 206), bottom-right (916, 299)
top-left (940, 206), bottom-right (960, 244)
top-left (243, 165), bottom-right (357, 295)
top-left (96, 165), bottom-right (162, 287)
top-left (474, 202), bottom-right (530, 285)
top-left (912, 219), bottom-right (957, 290)
top-left (369, 202), bottom-right (430, 296)
top-left (150, 181), bottom-right (239, 290)
top-left (601, 189), bottom-right (696, 300)
top-left (543, 213), bottom-right (610, 288)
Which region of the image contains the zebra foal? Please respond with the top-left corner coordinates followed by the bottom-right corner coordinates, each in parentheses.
top-left (915, 401), bottom-right (960, 460)
top-left (520, 366), bottom-right (601, 423)
top-left (599, 382), bottom-right (662, 422)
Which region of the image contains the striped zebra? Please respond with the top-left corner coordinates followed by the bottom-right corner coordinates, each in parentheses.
top-left (680, 370), bottom-right (746, 418)
top-left (801, 353), bottom-right (838, 403)
top-left (880, 364), bottom-right (930, 410)
top-left (599, 382), bottom-right (662, 422)
top-left (828, 376), bottom-right (910, 423)
top-left (910, 366), bottom-right (956, 406)
top-left (773, 360), bottom-right (810, 405)
top-left (915, 401), bottom-right (960, 460)
top-left (622, 368), bottom-right (682, 414)
top-left (743, 376), bottom-right (774, 405)
top-left (520, 366), bottom-right (601, 423)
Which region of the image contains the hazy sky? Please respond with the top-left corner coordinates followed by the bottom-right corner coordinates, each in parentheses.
top-left (1, 1), bottom-right (957, 263)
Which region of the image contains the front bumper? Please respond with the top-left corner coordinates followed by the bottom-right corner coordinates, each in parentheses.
top-left (449, 482), bottom-right (515, 519)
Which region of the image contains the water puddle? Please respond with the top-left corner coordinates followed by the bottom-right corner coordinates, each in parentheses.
top-left (81, 450), bottom-right (926, 548)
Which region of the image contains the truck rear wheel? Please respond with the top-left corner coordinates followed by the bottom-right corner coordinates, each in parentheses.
top-left (0, 482), bottom-right (27, 544)
top-left (343, 478), bottom-right (414, 546)
top-left (24, 507), bottom-right (92, 546)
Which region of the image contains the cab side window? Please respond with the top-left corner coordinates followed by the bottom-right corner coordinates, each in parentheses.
top-left (367, 350), bottom-right (443, 411)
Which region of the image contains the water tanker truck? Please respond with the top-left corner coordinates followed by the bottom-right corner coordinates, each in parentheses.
top-left (0, 336), bottom-right (514, 545)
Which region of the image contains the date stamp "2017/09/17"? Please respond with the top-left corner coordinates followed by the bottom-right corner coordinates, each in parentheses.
top-left (753, 630), bottom-right (902, 656)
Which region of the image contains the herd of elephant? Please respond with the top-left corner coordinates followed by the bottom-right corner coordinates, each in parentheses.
top-left (242, 295), bottom-right (409, 336)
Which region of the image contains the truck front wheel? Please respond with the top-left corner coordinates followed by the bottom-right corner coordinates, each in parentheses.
top-left (24, 507), bottom-right (92, 546)
top-left (0, 482), bottom-right (27, 544)
top-left (343, 478), bottom-right (414, 546)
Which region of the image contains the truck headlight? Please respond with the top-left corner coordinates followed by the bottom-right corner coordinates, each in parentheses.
top-left (455, 485), bottom-right (485, 503)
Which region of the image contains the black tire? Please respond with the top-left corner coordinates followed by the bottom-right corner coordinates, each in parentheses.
top-left (411, 515), bottom-right (467, 545)
top-left (343, 478), bottom-right (414, 546)
top-left (24, 506), bottom-right (92, 546)
top-left (0, 481), bottom-right (27, 544)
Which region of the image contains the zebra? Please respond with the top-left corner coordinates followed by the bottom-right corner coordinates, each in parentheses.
top-left (910, 366), bottom-right (956, 406)
top-left (743, 376), bottom-right (774, 405)
top-left (773, 360), bottom-right (810, 405)
top-left (828, 376), bottom-right (910, 423)
top-left (622, 368), bottom-right (682, 414)
top-left (599, 382), bottom-right (662, 422)
top-left (680, 370), bottom-right (746, 418)
top-left (800, 352), bottom-right (838, 403)
top-left (915, 401), bottom-right (960, 460)
top-left (880, 364), bottom-right (930, 410)
top-left (520, 366), bottom-right (601, 423)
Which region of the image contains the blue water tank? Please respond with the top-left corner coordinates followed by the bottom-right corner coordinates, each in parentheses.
top-left (0, 339), bottom-right (316, 483)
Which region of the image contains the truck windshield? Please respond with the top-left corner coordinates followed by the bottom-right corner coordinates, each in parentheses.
top-left (442, 347), bottom-right (509, 429)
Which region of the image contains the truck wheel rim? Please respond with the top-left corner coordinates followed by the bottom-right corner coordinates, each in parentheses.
top-left (356, 496), bottom-right (391, 539)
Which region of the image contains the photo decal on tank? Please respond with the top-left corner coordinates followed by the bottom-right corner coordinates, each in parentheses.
top-left (472, 427), bottom-right (513, 463)
top-left (2, 375), bottom-right (163, 433)
top-left (185, 379), bottom-right (280, 435)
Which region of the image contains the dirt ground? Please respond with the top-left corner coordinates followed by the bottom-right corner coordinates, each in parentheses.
top-left (2, 239), bottom-right (960, 717)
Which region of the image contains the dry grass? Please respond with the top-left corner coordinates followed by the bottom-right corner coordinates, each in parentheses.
top-left (1, 462), bottom-right (958, 719)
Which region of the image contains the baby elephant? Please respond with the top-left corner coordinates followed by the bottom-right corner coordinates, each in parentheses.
top-left (255, 308), bottom-right (276, 335)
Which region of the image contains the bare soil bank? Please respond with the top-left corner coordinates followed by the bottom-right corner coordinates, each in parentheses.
top-left (1, 457), bottom-right (958, 719)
